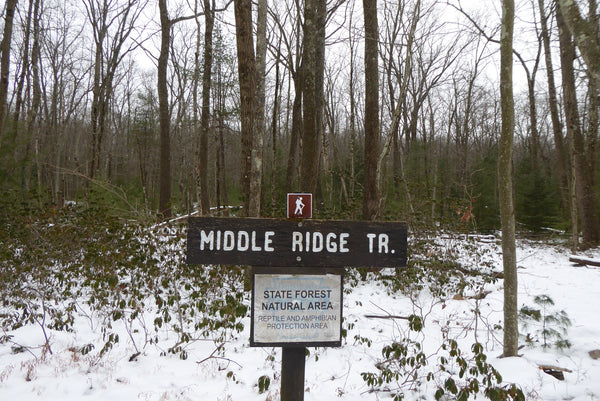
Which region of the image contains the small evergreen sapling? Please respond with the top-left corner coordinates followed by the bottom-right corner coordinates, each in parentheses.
top-left (519, 294), bottom-right (571, 350)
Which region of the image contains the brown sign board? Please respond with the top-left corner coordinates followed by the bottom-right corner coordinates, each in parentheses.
top-left (186, 217), bottom-right (407, 268)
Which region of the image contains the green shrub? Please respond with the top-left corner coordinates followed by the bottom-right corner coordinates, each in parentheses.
top-left (519, 294), bottom-right (571, 350)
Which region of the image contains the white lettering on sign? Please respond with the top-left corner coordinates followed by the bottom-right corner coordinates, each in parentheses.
top-left (198, 229), bottom-right (395, 254)
top-left (367, 233), bottom-right (390, 253)
top-left (224, 231), bottom-right (235, 250)
top-left (200, 230), bottom-right (276, 252)
top-left (326, 233), bottom-right (337, 252)
top-left (200, 230), bottom-right (214, 250)
top-left (291, 231), bottom-right (350, 253)
top-left (238, 231), bottom-right (249, 251)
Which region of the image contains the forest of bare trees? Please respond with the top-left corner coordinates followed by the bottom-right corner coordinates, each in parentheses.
top-left (1, 0), bottom-right (600, 250)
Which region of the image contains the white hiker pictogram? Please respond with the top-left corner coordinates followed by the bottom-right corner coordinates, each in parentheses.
top-left (294, 196), bottom-right (305, 215)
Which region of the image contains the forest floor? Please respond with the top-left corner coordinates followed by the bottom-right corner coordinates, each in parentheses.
top-left (1, 232), bottom-right (600, 400)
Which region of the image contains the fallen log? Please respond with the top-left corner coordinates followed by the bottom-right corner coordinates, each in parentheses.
top-left (538, 364), bottom-right (572, 381)
top-left (569, 255), bottom-right (600, 267)
top-left (411, 258), bottom-right (504, 279)
top-left (364, 314), bottom-right (410, 320)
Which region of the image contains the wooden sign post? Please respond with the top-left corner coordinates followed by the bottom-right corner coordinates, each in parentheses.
top-left (186, 197), bottom-right (407, 401)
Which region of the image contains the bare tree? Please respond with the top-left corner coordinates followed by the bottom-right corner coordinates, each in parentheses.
top-left (269, 0), bottom-right (303, 193)
top-left (213, 31), bottom-right (232, 215)
top-left (299, 0), bottom-right (326, 194)
top-left (39, 0), bottom-right (89, 203)
top-left (196, 0), bottom-right (215, 216)
top-left (83, 0), bottom-right (146, 179)
top-left (0, 0), bottom-right (19, 144)
top-left (557, 0), bottom-right (600, 250)
top-left (248, 0), bottom-right (267, 217)
top-left (537, 0), bottom-right (568, 213)
top-left (347, 1), bottom-right (359, 199)
top-left (362, 0), bottom-right (379, 220)
top-left (158, 0), bottom-right (172, 218)
top-left (13, 0), bottom-right (36, 130)
top-left (233, 0), bottom-right (256, 215)
top-left (499, 0), bottom-right (518, 358)
top-left (377, 0), bottom-right (421, 219)
top-left (269, 31), bottom-right (282, 213)
top-left (157, 0), bottom-right (230, 218)
top-left (556, 0), bottom-right (600, 94)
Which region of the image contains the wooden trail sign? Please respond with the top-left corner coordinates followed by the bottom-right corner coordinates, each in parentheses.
top-left (185, 212), bottom-right (408, 401)
top-left (186, 217), bottom-right (407, 268)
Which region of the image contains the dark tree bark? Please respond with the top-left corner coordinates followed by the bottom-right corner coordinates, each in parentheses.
top-left (198, 0), bottom-right (215, 215)
top-left (362, 0), bottom-right (379, 220)
top-left (215, 59), bottom-right (229, 214)
top-left (233, 0), bottom-right (256, 215)
top-left (248, 0), bottom-right (267, 217)
top-left (270, 35), bottom-right (282, 213)
top-left (26, 0), bottom-right (41, 196)
top-left (557, 1), bottom-right (600, 249)
top-left (499, 0), bottom-right (518, 358)
top-left (0, 0), bottom-right (18, 144)
top-left (282, 1), bottom-right (303, 193)
top-left (299, 0), bottom-right (326, 194)
top-left (348, 8), bottom-right (358, 199)
top-left (158, 0), bottom-right (172, 219)
top-left (588, 0), bottom-right (599, 178)
top-left (538, 0), bottom-right (569, 213)
top-left (557, 0), bottom-right (600, 94)
top-left (285, 75), bottom-right (302, 193)
top-left (13, 0), bottom-right (34, 130)
top-left (157, 0), bottom-right (219, 219)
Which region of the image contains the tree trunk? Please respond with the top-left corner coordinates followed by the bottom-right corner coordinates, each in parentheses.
top-left (248, 0), bottom-right (267, 218)
top-left (284, 8), bottom-right (303, 194)
top-left (362, 0), bottom-right (379, 220)
top-left (0, 0), bottom-right (18, 145)
top-left (13, 0), bottom-right (34, 132)
top-left (557, 2), bottom-right (600, 249)
top-left (286, 76), bottom-right (302, 193)
top-left (193, 5), bottom-right (201, 213)
top-left (376, 0), bottom-right (420, 220)
top-left (199, 0), bottom-right (214, 215)
top-left (588, 0), bottom-right (599, 178)
top-left (537, 0), bottom-right (569, 213)
top-left (158, 0), bottom-right (172, 219)
top-left (556, 0), bottom-right (600, 95)
top-left (233, 0), bottom-right (256, 215)
top-left (299, 0), bottom-right (325, 194)
top-left (499, 0), bottom-right (518, 358)
top-left (270, 36), bottom-right (281, 214)
top-left (216, 60), bottom-right (229, 214)
top-left (526, 71), bottom-right (540, 171)
top-left (28, 0), bottom-right (41, 199)
top-left (348, 23), bottom-right (357, 199)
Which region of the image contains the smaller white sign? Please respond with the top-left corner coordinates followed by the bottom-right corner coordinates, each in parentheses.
top-left (252, 274), bottom-right (342, 346)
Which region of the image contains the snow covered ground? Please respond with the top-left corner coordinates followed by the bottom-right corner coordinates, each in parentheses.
top-left (1, 235), bottom-right (599, 400)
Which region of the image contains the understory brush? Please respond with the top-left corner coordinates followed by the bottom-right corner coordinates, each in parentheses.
top-left (361, 315), bottom-right (524, 401)
top-left (360, 232), bottom-right (524, 400)
top-left (0, 203), bottom-right (247, 362)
